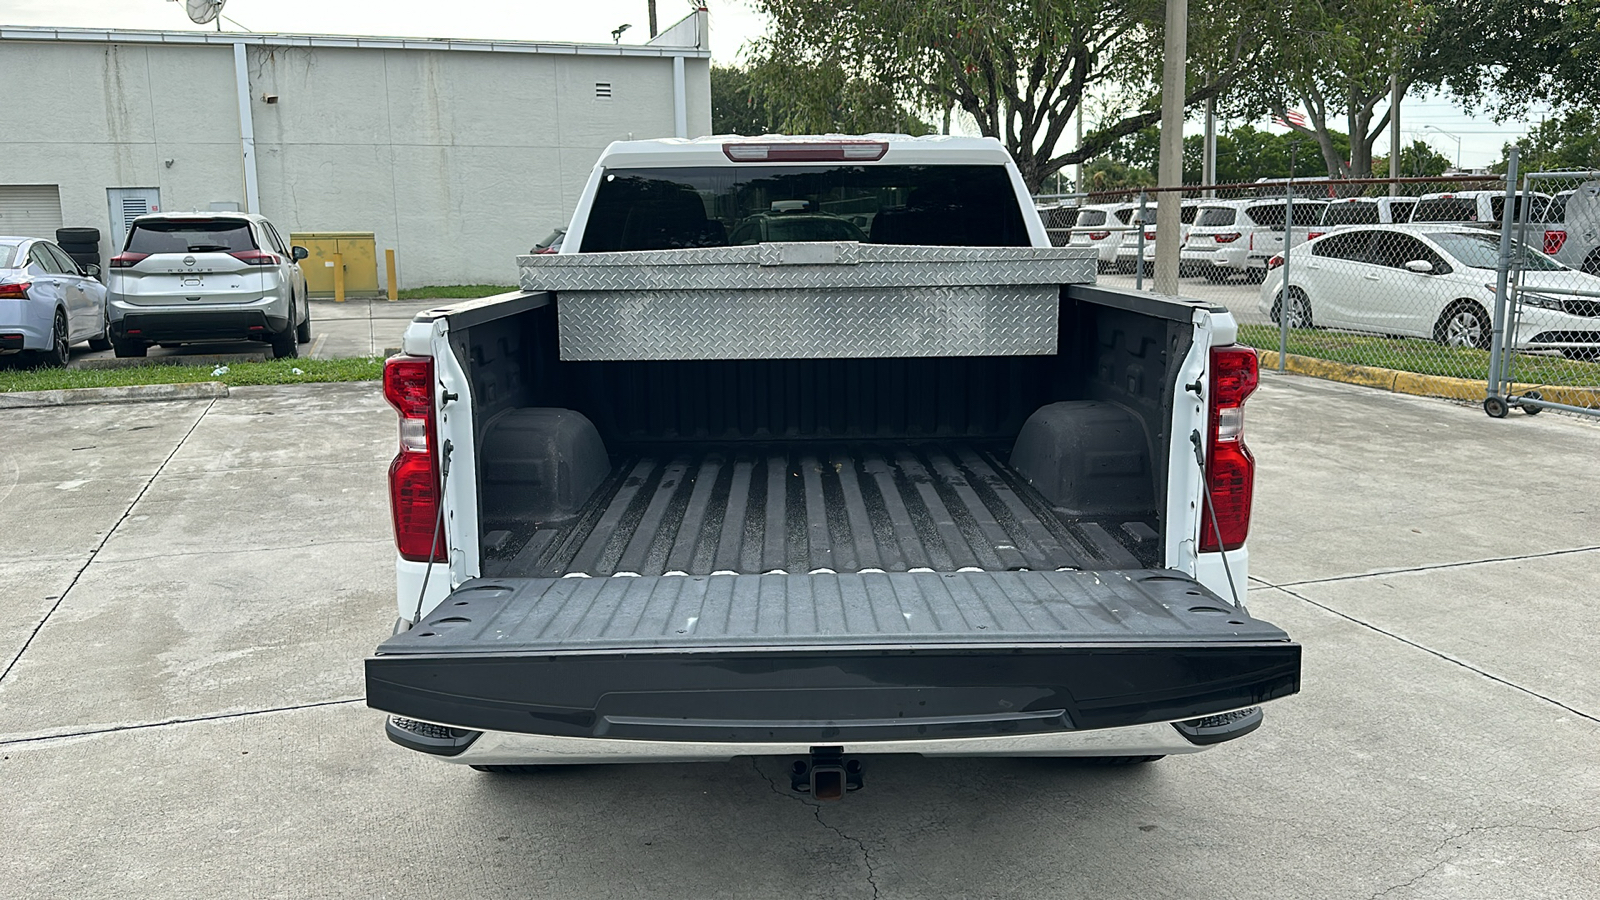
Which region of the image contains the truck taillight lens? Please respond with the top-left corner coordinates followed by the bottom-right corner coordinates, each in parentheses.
top-left (384, 355), bottom-right (446, 562)
top-left (1213, 232), bottom-right (1241, 243)
top-left (1544, 230), bottom-right (1567, 255)
top-left (109, 252), bottom-right (149, 268)
top-left (1200, 346), bottom-right (1259, 553)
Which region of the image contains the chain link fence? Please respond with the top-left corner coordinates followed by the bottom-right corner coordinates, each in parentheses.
top-left (1038, 172), bottom-right (1600, 418)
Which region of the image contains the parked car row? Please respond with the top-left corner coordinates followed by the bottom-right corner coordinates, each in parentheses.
top-left (0, 211), bottom-right (312, 366)
top-left (1258, 223), bottom-right (1600, 359)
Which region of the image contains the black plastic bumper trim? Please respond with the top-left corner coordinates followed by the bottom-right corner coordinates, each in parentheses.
top-left (116, 310), bottom-right (288, 342)
top-left (383, 716), bottom-right (482, 756)
top-left (366, 642), bottom-right (1300, 744)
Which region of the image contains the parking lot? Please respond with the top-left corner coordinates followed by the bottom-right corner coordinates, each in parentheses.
top-left (3, 370), bottom-right (1596, 899)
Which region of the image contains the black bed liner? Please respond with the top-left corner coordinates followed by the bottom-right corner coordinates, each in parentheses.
top-left (366, 570), bottom-right (1300, 743)
top-left (484, 442), bottom-right (1158, 578)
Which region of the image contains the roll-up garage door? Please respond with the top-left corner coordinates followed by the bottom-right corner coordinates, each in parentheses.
top-left (0, 185), bottom-right (64, 239)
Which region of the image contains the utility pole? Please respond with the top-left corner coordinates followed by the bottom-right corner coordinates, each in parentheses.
top-left (1388, 72), bottom-right (1400, 196)
top-left (648, 0), bottom-right (658, 38)
top-left (1075, 103), bottom-right (1084, 192)
top-left (1153, 0), bottom-right (1187, 296)
top-left (1203, 96), bottom-right (1217, 197)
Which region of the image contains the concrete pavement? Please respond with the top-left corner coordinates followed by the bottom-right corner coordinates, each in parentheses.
top-left (2, 374), bottom-right (1597, 899)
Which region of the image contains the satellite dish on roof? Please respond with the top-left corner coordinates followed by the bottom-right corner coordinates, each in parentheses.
top-left (184, 0), bottom-right (226, 27)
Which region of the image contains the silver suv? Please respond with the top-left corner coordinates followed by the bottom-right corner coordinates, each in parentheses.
top-left (107, 212), bottom-right (311, 358)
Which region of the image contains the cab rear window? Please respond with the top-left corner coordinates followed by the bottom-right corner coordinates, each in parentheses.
top-left (126, 220), bottom-right (257, 254)
top-left (581, 164), bottom-right (1030, 252)
top-left (1322, 203), bottom-right (1380, 226)
top-left (1412, 198), bottom-right (1478, 222)
top-left (1197, 208), bottom-right (1236, 226)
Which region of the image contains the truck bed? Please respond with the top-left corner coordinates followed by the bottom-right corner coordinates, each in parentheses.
top-left (483, 442), bottom-right (1159, 578)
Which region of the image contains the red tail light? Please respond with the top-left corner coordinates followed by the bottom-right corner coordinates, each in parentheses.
top-left (1307, 231), bottom-right (1325, 239)
top-left (534, 246), bottom-right (557, 254)
top-left (1213, 233), bottom-right (1241, 243)
top-left (1089, 231), bottom-right (1111, 240)
top-left (1544, 230), bottom-right (1568, 255)
top-left (722, 141), bottom-right (887, 162)
top-left (230, 249), bottom-right (282, 265)
top-left (1200, 346), bottom-right (1259, 553)
top-left (109, 252), bottom-right (149, 268)
top-left (1266, 255), bottom-right (1284, 270)
top-left (0, 281), bottom-right (30, 299)
top-left (384, 355), bottom-right (446, 562)
top-left (1145, 230), bottom-right (1157, 241)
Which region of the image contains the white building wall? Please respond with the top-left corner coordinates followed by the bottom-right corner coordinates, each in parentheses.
top-left (0, 33), bottom-right (712, 287)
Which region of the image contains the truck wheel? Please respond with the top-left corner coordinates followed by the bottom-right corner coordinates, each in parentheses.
top-left (1080, 755), bottom-right (1165, 766)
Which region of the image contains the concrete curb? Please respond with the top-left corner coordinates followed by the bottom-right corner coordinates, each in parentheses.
top-left (0, 381), bottom-right (229, 410)
top-left (1256, 350), bottom-right (1600, 407)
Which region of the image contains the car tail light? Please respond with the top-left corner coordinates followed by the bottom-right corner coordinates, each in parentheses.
top-left (109, 252), bottom-right (149, 268)
top-left (1544, 230), bottom-right (1568, 255)
top-left (1145, 230), bottom-right (1157, 241)
top-left (1308, 231), bottom-right (1325, 239)
top-left (230, 249), bottom-right (282, 265)
top-left (1089, 231), bottom-right (1110, 240)
top-left (722, 141), bottom-right (888, 162)
top-left (1200, 346), bottom-right (1258, 553)
top-left (1214, 232), bottom-right (1241, 243)
top-left (384, 355), bottom-right (446, 562)
top-left (1266, 255), bottom-right (1284, 270)
top-left (0, 281), bottom-right (30, 299)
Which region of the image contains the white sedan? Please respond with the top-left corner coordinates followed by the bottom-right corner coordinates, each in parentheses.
top-left (1259, 224), bottom-right (1600, 357)
top-left (0, 236), bottom-right (111, 366)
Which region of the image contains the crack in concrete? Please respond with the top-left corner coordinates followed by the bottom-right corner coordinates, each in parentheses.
top-left (94, 537), bottom-right (390, 566)
top-left (751, 759), bottom-right (881, 900)
top-left (1368, 822), bottom-right (1600, 899)
top-left (1264, 544), bottom-right (1600, 590)
top-left (1270, 583), bottom-right (1600, 726)
top-left (0, 398), bottom-right (218, 686)
top-left (0, 696), bottom-right (365, 748)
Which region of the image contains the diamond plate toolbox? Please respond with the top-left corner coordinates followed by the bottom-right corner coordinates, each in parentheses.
top-left (517, 243), bottom-right (1095, 361)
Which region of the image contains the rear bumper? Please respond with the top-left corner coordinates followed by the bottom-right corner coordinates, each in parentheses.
top-left (0, 300), bottom-right (53, 351)
top-left (395, 714), bottom-right (1269, 765)
top-left (109, 305), bottom-right (290, 342)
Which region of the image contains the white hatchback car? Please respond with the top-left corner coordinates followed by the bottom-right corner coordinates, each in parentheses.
top-left (107, 212), bottom-right (311, 358)
top-left (1259, 224), bottom-right (1600, 357)
top-left (0, 236), bottom-right (111, 366)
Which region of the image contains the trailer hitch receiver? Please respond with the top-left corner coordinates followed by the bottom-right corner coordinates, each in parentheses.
top-left (789, 747), bottom-right (864, 800)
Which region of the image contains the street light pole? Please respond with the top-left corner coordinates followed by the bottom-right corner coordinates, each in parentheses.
top-left (1425, 125), bottom-right (1462, 169)
top-left (1153, 0), bottom-right (1188, 296)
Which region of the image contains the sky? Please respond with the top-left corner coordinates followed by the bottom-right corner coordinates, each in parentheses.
top-left (3, 0), bottom-right (1540, 168)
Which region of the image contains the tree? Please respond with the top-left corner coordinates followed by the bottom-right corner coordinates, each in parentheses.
top-left (1433, 0), bottom-right (1600, 115)
top-left (1102, 124), bottom-right (1346, 184)
top-left (1264, 0), bottom-right (1433, 179)
top-left (1082, 157), bottom-right (1156, 192)
top-left (1501, 110), bottom-right (1600, 173)
top-left (1372, 140), bottom-right (1454, 179)
top-left (748, 0), bottom-right (1286, 191)
top-left (711, 61), bottom-right (932, 136)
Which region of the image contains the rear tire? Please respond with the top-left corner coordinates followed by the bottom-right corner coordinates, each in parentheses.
top-left (295, 303), bottom-right (312, 344)
top-left (1203, 267), bottom-right (1230, 283)
top-left (1434, 301), bottom-right (1492, 350)
top-left (87, 333), bottom-right (112, 352)
top-left (270, 324), bottom-right (298, 359)
top-left (37, 310), bottom-right (70, 368)
top-left (112, 337), bottom-right (147, 358)
top-left (55, 226), bottom-right (100, 244)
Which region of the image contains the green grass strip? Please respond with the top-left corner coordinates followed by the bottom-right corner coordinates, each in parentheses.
top-left (0, 357), bottom-right (383, 394)
top-left (394, 284), bottom-right (516, 301)
top-left (1236, 324), bottom-right (1600, 385)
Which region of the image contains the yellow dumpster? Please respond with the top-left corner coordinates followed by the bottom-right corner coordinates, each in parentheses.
top-left (291, 232), bottom-right (381, 299)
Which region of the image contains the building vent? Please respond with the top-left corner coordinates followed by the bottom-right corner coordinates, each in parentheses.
top-left (595, 82), bottom-right (613, 99)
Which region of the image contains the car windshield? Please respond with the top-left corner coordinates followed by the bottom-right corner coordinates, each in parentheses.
top-left (1322, 202), bottom-right (1380, 226)
top-left (580, 164), bottom-right (1030, 251)
top-left (0, 243), bottom-right (17, 268)
top-left (1197, 207), bottom-right (1236, 227)
top-left (126, 220), bottom-right (257, 254)
top-left (1430, 231), bottom-right (1566, 271)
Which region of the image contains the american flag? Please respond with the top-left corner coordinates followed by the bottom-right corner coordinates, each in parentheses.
top-left (1273, 109), bottom-right (1309, 129)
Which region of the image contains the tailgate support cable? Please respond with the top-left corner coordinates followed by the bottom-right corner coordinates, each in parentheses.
top-left (412, 438), bottom-right (453, 626)
top-left (1192, 429), bottom-right (1243, 609)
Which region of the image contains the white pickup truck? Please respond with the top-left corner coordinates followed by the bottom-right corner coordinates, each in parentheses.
top-left (365, 135), bottom-right (1299, 798)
